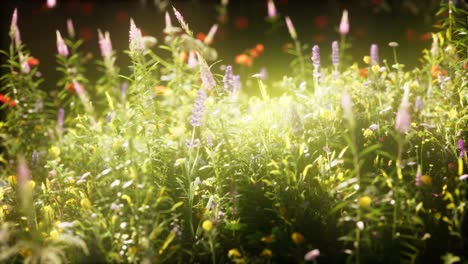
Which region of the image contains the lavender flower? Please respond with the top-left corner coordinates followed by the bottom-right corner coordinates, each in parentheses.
top-left (188, 51), bottom-right (197, 68)
top-left (369, 124), bottom-right (379, 131)
top-left (370, 44), bottom-right (379, 65)
top-left (267, 0), bottom-right (277, 18)
top-left (458, 139), bottom-right (466, 158)
top-left (190, 89), bottom-right (207, 127)
top-left (98, 29), bottom-right (113, 59)
top-left (339, 10), bottom-right (349, 35)
top-left (10, 9), bottom-right (21, 48)
top-left (19, 53), bottom-right (30, 74)
top-left (57, 108), bottom-right (65, 129)
top-left (331, 41), bottom-right (339, 67)
top-left (311, 45), bottom-right (320, 68)
top-left (204, 24), bottom-right (218, 45)
top-left (67, 19), bottom-right (75, 39)
top-left (165, 11), bottom-right (172, 31)
top-left (56, 30), bottom-right (69, 57)
top-left (285, 16), bottom-right (297, 40)
top-left (415, 96), bottom-right (424, 112)
top-left (129, 19), bottom-right (144, 52)
top-left (172, 6), bottom-right (193, 36)
top-left (395, 86), bottom-right (411, 134)
top-left (198, 53), bottom-right (216, 91)
top-left (223, 65), bottom-right (234, 90)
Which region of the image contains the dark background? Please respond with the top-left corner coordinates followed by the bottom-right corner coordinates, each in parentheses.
top-left (0, 0), bottom-right (466, 88)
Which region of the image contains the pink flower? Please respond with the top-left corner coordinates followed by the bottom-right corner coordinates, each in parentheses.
top-left (56, 30), bottom-right (69, 57)
top-left (165, 11), bottom-right (172, 31)
top-left (267, 0), bottom-right (277, 18)
top-left (129, 19), bottom-right (144, 52)
top-left (339, 9), bottom-right (349, 35)
top-left (67, 19), bottom-right (75, 38)
top-left (47, 0), bottom-right (57, 8)
top-left (98, 30), bottom-right (113, 59)
top-left (395, 86), bottom-right (411, 134)
top-left (285, 16), bottom-right (297, 40)
top-left (204, 24), bottom-right (218, 45)
top-left (304, 249), bottom-right (320, 261)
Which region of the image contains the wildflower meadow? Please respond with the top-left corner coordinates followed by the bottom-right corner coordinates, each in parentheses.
top-left (0, 1), bottom-right (467, 263)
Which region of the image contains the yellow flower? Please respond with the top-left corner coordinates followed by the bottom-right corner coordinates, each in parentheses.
top-left (371, 64), bottom-right (380, 74)
top-left (7, 175), bottom-right (17, 185)
top-left (358, 196), bottom-right (372, 208)
top-left (228, 248), bottom-right (242, 258)
top-left (363, 56), bottom-right (371, 64)
top-left (202, 220), bottom-right (213, 232)
top-left (49, 230), bottom-right (60, 239)
top-left (19, 248), bottom-right (32, 257)
top-left (261, 235), bottom-right (276, 243)
top-left (260, 248), bottom-right (273, 257)
top-left (80, 198), bottom-right (92, 209)
top-left (421, 175), bottom-right (432, 185)
top-left (291, 232), bottom-right (305, 245)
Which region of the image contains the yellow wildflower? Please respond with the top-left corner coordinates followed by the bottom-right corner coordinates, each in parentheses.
top-left (363, 56), bottom-right (371, 64)
top-left (421, 175), bottom-right (432, 185)
top-left (7, 175), bottom-right (17, 185)
top-left (80, 198), bottom-right (92, 209)
top-left (261, 235), bottom-right (275, 243)
top-left (228, 248), bottom-right (242, 258)
top-left (291, 232), bottom-right (305, 245)
top-left (260, 248), bottom-right (273, 257)
top-left (358, 196), bottom-right (372, 208)
top-left (202, 220), bottom-right (213, 232)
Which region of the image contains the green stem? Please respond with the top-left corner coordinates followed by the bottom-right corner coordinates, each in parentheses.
top-left (294, 39), bottom-right (305, 80)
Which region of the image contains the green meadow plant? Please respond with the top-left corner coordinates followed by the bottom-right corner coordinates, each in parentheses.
top-left (0, 2), bottom-right (467, 264)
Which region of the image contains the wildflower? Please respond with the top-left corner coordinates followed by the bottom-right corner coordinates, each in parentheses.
top-left (388, 41), bottom-right (399, 48)
top-left (17, 157), bottom-right (31, 187)
top-left (460, 174), bottom-right (468, 181)
top-left (415, 96), bottom-right (423, 112)
top-left (66, 19), bottom-right (75, 38)
top-left (311, 45), bottom-right (320, 68)
top-left (304, 249), bottom-right (320, 261)
top-left (172, 6), bottom-right (193, 35)
top-left (19, 53), bottom-right (30, 74)
top-left (9, 100), bottom-right (17, 107)
top-left (421, 175), bottom-right (432, 185)
top-left (72, 80), bottom-right (85, 95)
top-left (358, 196), bottom-right (372, 208)
top-left (395, 86), bottom-right (411, 134)
top-left (285, 16), bottom-right (297, 40)
top-left (457, 139), bottom-right (465, 158)
top-left (98, 29), bottom-right (113, 59)
top-left (47, 0), bottom-right (57, 8)
top-left (370, 44), bottom-right (379, 65)
top-left (198, 54), bottom-right (216, 91)
top-left (291, 232), bottom-right (305, 245)
top-left (190, 89), bottom-right (207, 127)
top-left (56, 30), bottom-right (69, 57)
top-left (235, 54), bottom-right (252, 67)
top-left (223, 65), bottom-right (234, 90)
top-left (185, 51), bottom-right (196, 69)
top-left (0, 94), bottom-right (9, 104)
top-left (339, 9), bottom-right (349, 35)
top-left (255, 44), bottom-right (265, 53)
top-left (164, 11), bottom-right (172, 32)
top-left (267, 0), bottom-right (277, 19)
top-left (415, 165), bottom-right (422, 187)
top-left (431, 65), bottom-right (446, 78)
top-left (27, 57), bottom-right (39, 68)
top-left (261, 235), bottom-right (276, 243)
top-left (331, 40), bottom-right (339, 67)
top-left (80, 198), bottom-right (92, 209)
top-left (369, 124), bottom-right (378, 131)
top-left (129, 19), bottom-right (144, 52)
top-left (260, 248), bottom-right (273, 257)
top-left (10, 9), bottom-right (21, 48)
top-left (202, 220), bottom-right (213, 232)
top-left (228, 248), bottom-right (242, 258)
top-left (204, 24), bottom-right (218, 45)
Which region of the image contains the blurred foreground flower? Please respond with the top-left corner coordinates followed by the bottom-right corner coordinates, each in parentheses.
top-left (395, 85), bottom-right (411, 134)
top-left (202, 220), bottom-right (213, 232)
top-left (304, 249), bottom-right (320, 261)
top-left (291, 232), bottom-right (305, 245)
top-left (285, 16), bottom-right (297, 40)
top-left (190, 89), bottom-right (207, 127)
top-left (56, 30), bottom-right (69, 57)
top-left (339, 9), bottom-right (349, 35)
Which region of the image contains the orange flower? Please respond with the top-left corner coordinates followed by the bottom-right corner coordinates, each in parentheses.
top-left (431, 65), bottom-right (446, 78)
top-left (235, 54), bottom-right (252, 67)
top-left (27, 57), bottom-right (40, 67)
top-left (249, 48), bottom-right (260, 58)
top-left (0, 94), bottom-right (9, 103)
top-left (419, 32), bottom-right (432, 41)
top-left (9, 100), bottom-right (17, 107)
top-left (255, 44), bottom-right (264, 53)
top-left (179, 51), bottom-right (188, 62)
top-left (66, 83), bottom-right (75, 92)
top-left (196, 32), bottom-right (206, 42)
top-left (154, 85), bottom-right (167, 96)
top-left (358, 68), bottom-right (368, 78)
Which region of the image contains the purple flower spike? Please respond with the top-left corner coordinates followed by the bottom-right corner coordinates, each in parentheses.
top-left (457, 139), bottom-right (465, 158)
top-left (190, 89), bottom-right (207, 127)
top-left (223, 65), bottom-right (233, 90)
top-left (312, 45), bottom-right (320, 68)
top-left (331, 41), bottom-right (339, 67)
top-left (56, 30), bottom-right (69, 57)
top-left (370, 44), bottom-right (379, 65)
top-left (98, 30), bottom-right (113, 59)
top-left (129, 19), bottom-right (144, 52)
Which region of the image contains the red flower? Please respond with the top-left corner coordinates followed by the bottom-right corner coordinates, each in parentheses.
top-left (9, 100), bottom-right (17, 107)
top-left (420, 32), bottom-right (432, 41)
top-left (0, 94), bottom-right (8, 103)
top-left (255, 44), bottom-right (265, 53)
top-left (196, 32), bottom-right (206, 42)
top-left (431, 65), bottom-right (446, 78)
top-left (358, 68), bottom-right (368, 78)
top-left (235, 54), bottom-right (252, 67)
top-left (27, 57), bottom-right (40, 67)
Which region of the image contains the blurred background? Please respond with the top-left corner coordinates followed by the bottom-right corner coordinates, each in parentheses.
top-left (0, 0), bottom-right (466, 88)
